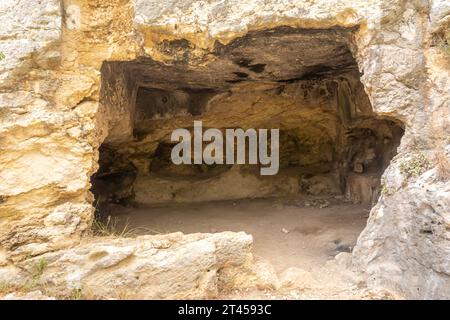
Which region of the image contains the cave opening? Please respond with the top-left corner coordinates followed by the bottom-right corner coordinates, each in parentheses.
top-left (92, 27), bottom-right (404, 273)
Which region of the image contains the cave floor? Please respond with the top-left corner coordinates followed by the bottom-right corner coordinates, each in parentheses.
top-left (108, 197), bottom-right (369, 274)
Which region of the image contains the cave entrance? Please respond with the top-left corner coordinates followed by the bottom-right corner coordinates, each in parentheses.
top-left (92, 27), bottom-right (404, 274)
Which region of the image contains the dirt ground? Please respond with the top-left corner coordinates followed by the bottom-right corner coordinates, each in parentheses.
top-left (108, 197), bottom-right (370, 282)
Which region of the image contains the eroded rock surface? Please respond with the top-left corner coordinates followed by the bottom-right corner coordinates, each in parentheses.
top-left (16, 232), bottom-right (264, 299)
top-left (0, 0), bottom-right (449, 299)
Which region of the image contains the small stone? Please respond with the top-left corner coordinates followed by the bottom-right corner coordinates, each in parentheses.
top-left (318, 200), bottom-right (330, 208)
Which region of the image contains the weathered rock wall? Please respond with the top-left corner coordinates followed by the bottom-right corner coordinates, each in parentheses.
top-left (0, 0), bottom-right (449, 298)
top-left (19, 231), bottom-right (258, 299)
top-left (94, 75), bottom-right (401, 206)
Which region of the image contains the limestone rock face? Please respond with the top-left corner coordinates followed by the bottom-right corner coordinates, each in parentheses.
top-left (19, 232), bottom-right (258, 299)
top-left (134, 166), bottom-right (299, 204)
top-left (2, 290), bottom-right (55, 300)
top-left (0, 0), bottom-right (61, 86)
top-left (0, 0), bottom-right (449, 299)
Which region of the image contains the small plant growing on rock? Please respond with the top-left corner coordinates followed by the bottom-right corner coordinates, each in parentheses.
top-left (34, 257), bottom-right (47, 273)
top-left (31, 257), bottom-right (47, 288)
top-left (399, 153), bottom-right (432, 178)
top-left (0, 282), bottom-right (16, 296)
top-left (0, 52), bottom-right (5, 61)
top-left (69, 288), bottom-right (83, 300)
top-left (92, 215), bottom-right (146, 237)
top-left (24, 257), bottom-right (48, 290)
top-left (381, 183), bottom-right (394, 196)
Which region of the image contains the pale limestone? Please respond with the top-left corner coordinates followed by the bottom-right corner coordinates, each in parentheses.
top-left (0, 0), bottom-right (449, 299)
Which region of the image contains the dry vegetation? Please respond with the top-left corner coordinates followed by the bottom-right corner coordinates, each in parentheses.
top-left (433, 25), bottom-right (450, 55)
top-left (435, 150), bottom-right (450, 181)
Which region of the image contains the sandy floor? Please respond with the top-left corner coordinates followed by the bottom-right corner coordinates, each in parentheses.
top-left (108, 197), bottom-right (370, 273)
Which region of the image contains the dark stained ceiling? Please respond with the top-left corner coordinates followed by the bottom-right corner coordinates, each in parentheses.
top-left (113, 26), bottom-right (359, 91)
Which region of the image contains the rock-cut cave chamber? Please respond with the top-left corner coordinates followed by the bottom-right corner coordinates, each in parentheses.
top-left (92, 27), bottom-right (404, 272)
